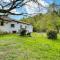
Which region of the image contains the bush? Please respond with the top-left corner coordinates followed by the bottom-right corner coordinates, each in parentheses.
top-left (20, 29), bottom-right (26, 36)
top-left (27, 32), bottom-right (31, 37)
top-left (47, 30), bottom-right (57, 39)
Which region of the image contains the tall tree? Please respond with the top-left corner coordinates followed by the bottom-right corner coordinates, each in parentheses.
top-left (47, 0), bottom-right (60, 32)
top-left (0, 0), bottom-right (45, 20)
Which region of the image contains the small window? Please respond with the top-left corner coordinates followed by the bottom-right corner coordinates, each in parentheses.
top-left (0, 21), bottom-right (4, 26)
top-left (11, 24), bottom-right (15, 28)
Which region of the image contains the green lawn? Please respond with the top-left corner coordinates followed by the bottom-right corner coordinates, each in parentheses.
top-left (0, 33), bottom-right (60, 60)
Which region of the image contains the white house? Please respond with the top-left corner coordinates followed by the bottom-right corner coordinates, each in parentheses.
top-left (0, 16), bottom-right (33, 33)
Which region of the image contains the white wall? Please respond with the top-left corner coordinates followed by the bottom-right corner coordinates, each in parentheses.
top-left (0, 22), bottom-right (20, 33)
top-left (26, 25), bottom-right (33, 33)
top-left (8, 22), bottom-right (20, 33)
top-left (0, 21), bottom-right (33, 33)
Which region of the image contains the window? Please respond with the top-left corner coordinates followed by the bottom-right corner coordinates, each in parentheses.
top-left (11, 24), bottom-right (15, 28)
top-left (0, 21), bottom-right (4, 26)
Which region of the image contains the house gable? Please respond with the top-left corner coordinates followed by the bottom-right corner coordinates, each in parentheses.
top-left (0, 16), bottom-right (33, 33)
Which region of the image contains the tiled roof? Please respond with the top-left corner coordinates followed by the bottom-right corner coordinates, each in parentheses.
top-left (0, 16), bottom-right (31, 25)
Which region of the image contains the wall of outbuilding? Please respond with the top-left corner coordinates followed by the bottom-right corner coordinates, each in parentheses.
top-left (0, 21), bottom-right (33, 33)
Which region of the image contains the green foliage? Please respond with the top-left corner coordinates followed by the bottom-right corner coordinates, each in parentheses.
top-left (47, 30), bottom-right (57, 39)
top-left (20, 14), bottom-right (47, 32)
top-left (20, 13), bottom-right (60, 32)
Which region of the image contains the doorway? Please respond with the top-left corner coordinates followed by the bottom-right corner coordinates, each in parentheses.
top-left (12, 31), bottom-right (16, 33)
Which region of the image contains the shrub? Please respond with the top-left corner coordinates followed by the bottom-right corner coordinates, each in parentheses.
top-left (27, 32), bottom-right (31, 37)
top-left (20, 29), bottom-right (26, 36)
top-left (47, 30), bottom-right (57, 39)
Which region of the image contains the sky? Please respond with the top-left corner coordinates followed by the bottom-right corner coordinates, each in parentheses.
top-left (24, 0), bottom-right (48, 14)
top-left (44, 0), bottom-right (52, 3)
top-left (44, 0), bottom-right (60, 4)
top-left (1, 0), bottom-right (60, 20)
top-left (10, 0), bottom-right (50, 20)
top-left (54, 0), bottom-right (60, 4)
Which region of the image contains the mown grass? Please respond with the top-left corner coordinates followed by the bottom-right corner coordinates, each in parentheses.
top-left (0, 33), bottom-right (60, 60)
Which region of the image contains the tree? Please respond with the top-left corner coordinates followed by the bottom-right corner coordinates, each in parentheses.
top-left (0, 0), bottom-right (30, 16)
top-left (47, 1), bottom-right (60, 33)
top-left (0, 0), bottom-right (45, 20)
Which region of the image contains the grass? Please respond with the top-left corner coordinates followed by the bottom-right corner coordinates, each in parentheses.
top-left (0, 33), bottom-right (60, 60)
